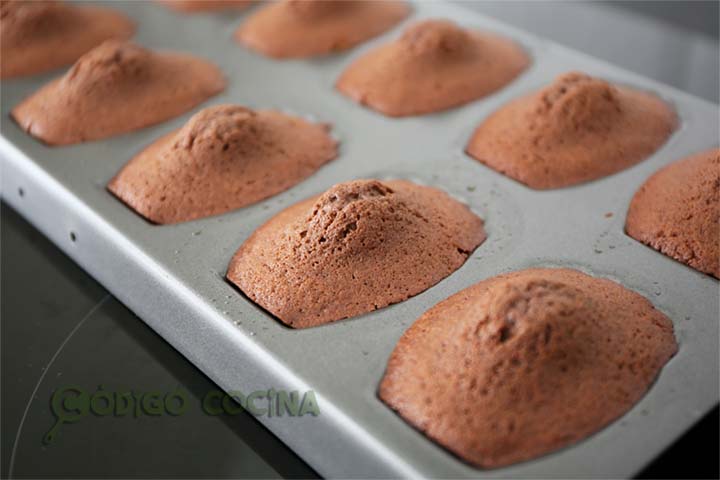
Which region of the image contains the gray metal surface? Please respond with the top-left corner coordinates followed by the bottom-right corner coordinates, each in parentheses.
top-left (459, 0), bottom-right (720, 103)
top-left (1, 1), bottom-right (718, 478)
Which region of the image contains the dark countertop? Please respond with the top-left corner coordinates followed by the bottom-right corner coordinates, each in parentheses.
top-left (1, 206), bottom-right (316, 478)
top-left (2, 1), bottom-right (718, 478)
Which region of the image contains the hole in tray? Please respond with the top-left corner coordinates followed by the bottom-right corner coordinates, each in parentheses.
top-left (70, 231), bottom-right (77, 242)
top-left (18, 188), bottom-right (24, 197)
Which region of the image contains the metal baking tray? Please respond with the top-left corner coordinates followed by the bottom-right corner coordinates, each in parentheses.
top-left (1, 1), bottom-right (718, 477)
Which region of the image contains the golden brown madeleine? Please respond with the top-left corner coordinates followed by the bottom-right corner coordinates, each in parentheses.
top-left (626, 148), bottom-right (719, 278)
top-left (11, 41), bottom-right (225, 145)
top-left (109, 105), bottom-right (338, 224)
top-left (337, 19), bottom-right (529, 116)
top-left (158, 0), bottom-right (253, 13)
top-left (466, 72), bottom-right (677, 189)
top-left (227, 179), bottom-right (486, 328)
top-left (380, 268), bottom-right (677, 468)
top-left (1, 0), bottom-right (135, 79)
top-left (235, 0), bottom-right (410, 59)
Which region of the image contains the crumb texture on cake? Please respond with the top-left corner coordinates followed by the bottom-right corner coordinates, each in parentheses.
top-left (379, 267), bottom-right (677, 468)
top-left (336, 19), bottom-right (529, 117)
top-left (108, 104), bottom-right (338, 224)
top-left (1, 0), bottom-right (135, 79)
top-left (466, 72), bottom-right (677, 189)
top-left (626, 148), bottom-right (719, 278)
top-left (11, 40), bottom-right (225, 145)
top-left (158, 0), bottom-right (253, 13)
top-left (235, 0), bottom-right (410, 59)
top-left (226, 179), bottom-right (486, 328)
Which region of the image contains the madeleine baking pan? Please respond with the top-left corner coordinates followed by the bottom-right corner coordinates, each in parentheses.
top-left (1, 1), bottom-right (718, 477)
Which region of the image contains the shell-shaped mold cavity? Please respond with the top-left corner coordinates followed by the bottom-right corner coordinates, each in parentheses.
top-left (465, 72), bottom-right (678, 189)
top-left (0, 0), bottom-right (135, 79)
top-left (626, 148), bottom-right (719, 278)
top-left (380, 268), bottom-right (677, 468)
top-left (235, 0), bottom-right (410, 59)
top-left (11, 40), bottom-right (226, 145)
top-left (226, 179), bottom-right (486, 328)
top-left (336, 19), bottom-right (529, 117)
top-left (108, 104), bottom-right (338, 224)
